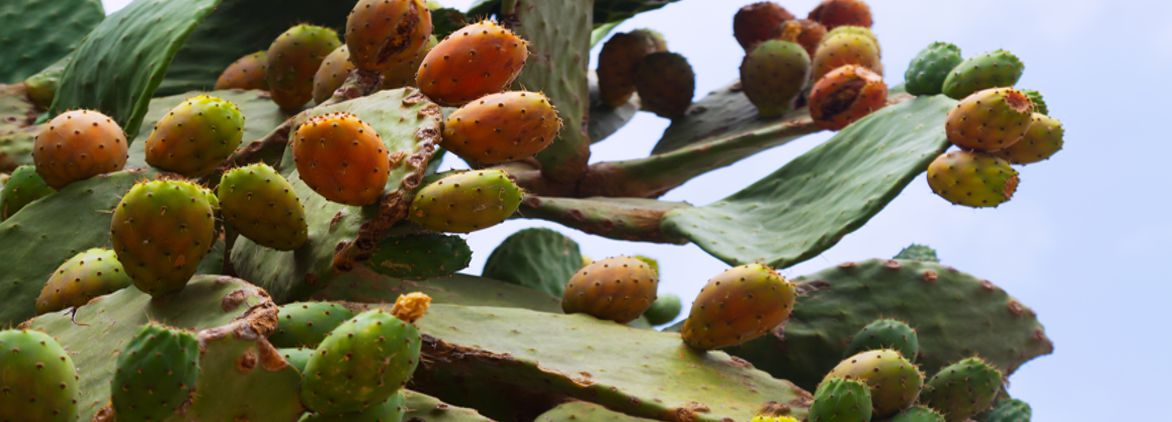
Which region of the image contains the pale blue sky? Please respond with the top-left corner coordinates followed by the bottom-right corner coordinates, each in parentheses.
top-left (99, 1), bottom-right (1171, 419)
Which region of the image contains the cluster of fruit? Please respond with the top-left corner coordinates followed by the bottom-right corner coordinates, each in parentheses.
top-left (596, 28), bottom-right (696, 119)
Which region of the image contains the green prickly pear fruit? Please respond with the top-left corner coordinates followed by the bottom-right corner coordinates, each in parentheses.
top-left (313, 45), bottom-right (356, 104)
top-left (927, 150), bottom-right (1019, 208)
top-left (979, 398), bottom-right (1031, 422)
top-left (634, 52), bottom-right (695, 119)
top-left (920, 357), bottom-right (1004, 422)
top-left (1, 164), bottom-right (54, 220)
top-left (0, 329), bottom-right (79, 422)
top-left (270, 301), bottom-right (357, 348)
top-left (417, 21), bottom-right (529, 106)
top-left (808, 64), bottom-right (887, 130)
top-left (891, 406), bottom-right (946, 422)
top-left (945, 88), bottom-right (1033, 151)
top-left (300, 391), bottom-right (406, 422)
top-left (808, 0), bottom-right (873, 29)
top-left (808, 377), bottom-right (873, 422)
top-left (218, 163), bottom-right (308, 250)
top-left (381, 35), bottom-right (438, 90)
top-left (893, 244), bottom-right (939, 262)
top-left (598, 29), bottom-right (668, 107)
top-left (845, 319), bottom-right (919, 361)
top-left (681, 263), bottom-right (796, 350)
top-left (33, 109), bottom-right (128, 189)
top-left (993, 114), bottom-right (1064, 165)
top-left (369, 233), bottom-right (472, 279)
top-left (291, 112), bottom-right (390, 206)
top-left (904, 42), bottom-right (963, 96)
top-left (1019, 89), bottom-right (1048, 115)
top-left (740, 40), bottom-right (811, 117)
top-left (407, 169), bottom-right (522, 233)
top-left (110, 179), bottom-right (217, 295)
top-left (811, 31), bottom-right (882, 81)
top-left (778, 19), bottom-right (827, 58)
top-left (267, 24), bottom-right (342, 110)
top-left (111, 324), bottom-right (200, 422)
top-left (941, 50), bottom-right (1024, 100)
top-left (750, 417), bottom-right (801, 422)
top-left (302, 309), bottom-right (422, 414)
top-left (145, 95), bottom-right (246, 177)
top-left (35, 248), bottom-right (132, 314)
top-left (733, 2), bottom-right (795, 51)
top-left (562, 256), bottom-right (659, 323)
top-left (825, 25), bottom-right (879, 53)
top-left (279, 347), bottom-right (314, 373)
top-left (642, 293), bottom-right (682, 325)
top-left (215, 51), bottom-right (269, 90)
top-left (345, 0), bottom-right (433, 74)
top-left (442, 91), bottom-right (562, 164)
top-left (824, 349), bottom-right (925, 417)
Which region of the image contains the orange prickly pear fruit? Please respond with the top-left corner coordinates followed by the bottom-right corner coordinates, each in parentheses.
top-left (945, 87), bottom-right (1033, 152)
top-left (291, 112), bottom-right (390, 206)
top-left (33, 109), bottom-right (128, 189)
top-left (808, 0), bottom-right (873, 30)
top-left (416, 20), bottom-right (528, 106)
top-left (681, 263), bottom-right (797, 350)
top-left (778, 19), bottom-right (827, 58)
top-left (313, 45), bottom-right (356, 104)
top-left (733, 2), bottom-right (795, 51)
top-left (345, 0), bottom-right (433, 73)
top-left (144, 95), bottom-right (245, 177)
top-left (381, 35), bottom-right (438, 90)
top-left (808, 64), bottom-right (887, 130)
top-left (442, 91), bottom-right (561, 165)
top-left (561, 256), bottom-right (659, 323)
top-left (215, 51), bottom-right (268, 90)
top-left (597, 29), bottom-right (667, 108)
top-left (267, 24), bottom-right (342, 111)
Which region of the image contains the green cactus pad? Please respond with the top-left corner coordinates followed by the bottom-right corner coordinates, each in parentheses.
top-left (0, 329), bottom-right (79, 422)
top-left (0, 0), bottom-right (103, 82)
top-left (369, 233), bottom-right (472, 279)
top-left (111, 324), bottom-right (200, 421)
top-left (302, 309), bottom-right (422, 414)
top-left (904, 42), bottom-right (963, 96)
top-left (402, 389), bottom-right (493, 421)
top-left (725, 259), bottom-right (1053, 391)
top-left (892, 405), bottom-right (947, 422)
top-left (808, 377), bottom-right (873, 422)
top-left (921, 357), bottom-right (1004, 422)
top-left (941, 50), bottom-right (1024, 100)
top-left (313, 271), bottom-right (562, 312)
top-left (482, 228), bottom-right (584, 297)
top-left (1, 165), bottom-right (55, 220)
top-left (977, 398), bottom-right (1032, 422)
top-left (185, 321), bottom-right (305, 421)
top-left (661, 96), bottom-right (954, 268)
top-left (431, 7), bottom-right (470, 40)
top-left (845, 319), bottom-right (920, 360)
top-left (536, 401), bottom-right (659, 421)
top-left (894, 244), bottom-right (940, 262)
top-left (270, 301), bottom-right (357, 348)
top-left (301, 391), bottom-right (406, 422)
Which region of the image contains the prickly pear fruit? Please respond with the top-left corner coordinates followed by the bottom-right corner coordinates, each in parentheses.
top-left (681, 263), bottom-right (796, 350)
top-left (302, 309), bottom-right (422, 414)
top-left (144, 95), bottom-right (246, 177)
top-left (945, 88), bottom-right (1033, 151)
top-left (808, 0), bottom-right (873, 29)
top-left (267, 24), bottom-right (342, 110)
top-left (407, 169), bottom-right (522, 233)
top-left (778, 19), bottom-right (827, 58)
top-left (270, 302), bottom-right (357, 349)
top-left (733, 2), bottom-right (795, 51)
top-left (993, 114), bottom-right (1064, 165)
top-left (561, 256), bottom-right (659, 323)
top-left (442, 91), bottom-right (562, 164)
top-left (345, 0), bottom-right (433, 73)
top-left (941, 50), bottom-right (1024, 100)
top-left (845, 319), bottom-right (919, 360)
top-left (218, 163), bottom-right (308, 250)
top-left (1020, 89), bottom-right (1048, 115)
top-left (904, 42), bottom-right (963, 96)
top-left (111, 324), bottom-right (200, 422)
top-left (416, 20), bottom-right (528, 106)
top-left (811, 31), bottom-right (882, 80)
top-left (891, 406), bottom-right (946, 422)
top-left (824, 349), bottom-right (924, 417)
top-left (808, 377), bottom-right (873, 422)
top-left (643, 292), bottom-right (682, 325)
top-left (893, 244), bottom-right (938, 262)
top-left (35, 248), bottom-right (132, 314)
top-left (1, 164), bottom-right (54, 220)
top-left (381, 35), bottom-right (438, 90)
top-left (927, 151), bottom-right (1019, 208)
top-left (313, 46), bottom-right (356, 104)
top-left (279, 347), bottom-right (314, 373)
top-left (215, 51), bottom-right (269, 90)
top-left (825, 25), bottom-right (879, 51)
top-left (750, 417), bottom-right (801, 422)
top-left (979, 398), bottom-right (1031, 422)
top-left (808, 64), bottom-right (887, 130)
top-left (0, 329), bottom-right (78, 422)
top-left (301, 391), bottom-right (406, 422)
top-left (33, 109), bottom-right (128, 189)
top-left (920, 357), bottom-right (1004, 422)
top-left (634, 52), bottom-right (695, 119)
top-left (741, 40), bottom-right (811, 117)
top-left (110, 179), bottom-right (216, 295)
top-left (598, 29), bottom-right (668, 107)
top-left (291, 112), bottom-right (390, 206)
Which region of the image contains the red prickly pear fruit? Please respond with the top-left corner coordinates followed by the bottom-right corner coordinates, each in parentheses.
top-left (927, 150), bottom-right (1019, 208)
top-left (597, 29), bottom-right (668, 108)
top-left (920, 357), bottom-right (1004, 422)
top-left (945, 88), bottom-right (1033, 152)
top-left (824, 349), bottom-right (925, 417)
top-left (291, 112), bottom-right (390, 206)
top-left (266, 24), bottom-right (342, 111)
top-left (345, 0), bottom-right (433, 73)
top-left (33, 109), bottom-right (128, 189)
top-left (811, 30), bottom-right (882, 81)
top-left (808, 64), bottom-right (888, 130)
top-left (312, 46), bottom-right (356, 104)
top-left (0, 329), bottom-right (79, 422)
top-left (218, 163), bottom-right (308, 251)
top-left (0, 165), bottom-right (55, 220)
top-left (35, 248), bottom-right (131, 314)
top-left (215, 51), bottom-right (268, 90)
top-left (808, 0), bottom-right (873, 30)
top-left (681, 263), bottom-right (797, 350)
top-left (110, 179), bottom-right (217, 296)
top-left (634, 52), bottom-right (695, 119)
top-left (733, 2), bottom-right (795, 51)
top-left (561, 256), bottom-right (659, 324)
top-left (778, 19), bottom-right (827, 58)
top-left (442, 91), bottom-right (562, 165)
top-left (144, 95), bottom-right (246, 177)
top-left (416, 21), bottom-right (528, 106)
top-left (381, 35), bottom-right (438, 90)
top-left (994, 113), bottom-right (1064, 165)
top-left (741, 40), bottom-right (811, 117)
top-left (408, 169), bottom-right (522, 233)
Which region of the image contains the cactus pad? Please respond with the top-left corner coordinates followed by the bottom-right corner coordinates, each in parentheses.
top-left (110, 324), bottom-right (200, 421)
top-left (482, 228), bottom-right (584, 297)
top-left (537, 401), bottom-right (659, 421)
top-left (270, 301), bottom-right (357, 348)
top-left (368, 233), bottom-right (472, 279)
top-left (0, 0), bottom-right (103, 83)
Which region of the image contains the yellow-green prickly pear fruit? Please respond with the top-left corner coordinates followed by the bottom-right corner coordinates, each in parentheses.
top-left (824, 349), bottom-right (925, 417)
top-left (994, 113), bottom-right (1064, 165)
top-left (312, 45), bottom-right (355, 104)
top-left (681, 263), bottom-right (796, 350)
top-left (0, 329), bottom-right (79, 422)
top-left (145, 95), bottom-right (245, 177)
top-left (267, 24), bottom-right (342, 111)
top-left (218, 163), bottom-right (308, 251)
top-left (562, 256), bottom-right (659, 323)
top-left (920, 357), bottom-right (1004, 422)
top-left (926, 150), bottom-right (1019, 208)
top-left (598, 29), bottom-right (667, 107)
top-left (0, 164), bottom-right (54, 220)
top-left (811, 30), bottom-right (882, 80)
top-left (35, 248), bottom-right (131, 314)
top-left (891, 405), bottom-right (946, 422)
top-left (270, 301), bottom-right (357, 348)
top-left (945, 87), bottom-right (1033, 152)
top-left (110, 179), bottom-right (216, 296)
top-left (408, 169), bottom-right (522, 233)
top-left (741, 39), bottom-right (811, 117)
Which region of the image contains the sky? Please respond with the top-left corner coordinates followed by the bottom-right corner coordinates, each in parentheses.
top-left (98, 0), bottom-right (1172, 420)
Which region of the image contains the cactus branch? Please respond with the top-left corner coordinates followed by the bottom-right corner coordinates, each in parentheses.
top-left (518, 195), bottom-right (690, 244)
